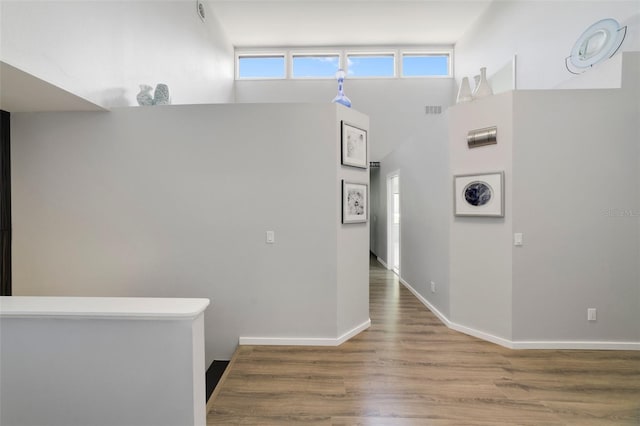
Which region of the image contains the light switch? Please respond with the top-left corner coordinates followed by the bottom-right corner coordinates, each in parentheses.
top-left (266, 231), bottom-right (275, 244)
top-left (514, 233), bottom-right (523, 246)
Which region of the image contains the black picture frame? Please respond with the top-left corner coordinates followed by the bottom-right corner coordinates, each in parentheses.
top-left (341, 121), bottom-right (367, 169)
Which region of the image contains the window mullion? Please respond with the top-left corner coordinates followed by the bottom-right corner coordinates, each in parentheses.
top-left (236, 48), bottom-right (451, 80)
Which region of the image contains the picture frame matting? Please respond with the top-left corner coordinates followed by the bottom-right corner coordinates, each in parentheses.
top-left (453, 171), bottom-right (504, 217)
top-left (341, 121), bottom-right (368, 169)
top-left (342, 180), bottom-right (368, 223)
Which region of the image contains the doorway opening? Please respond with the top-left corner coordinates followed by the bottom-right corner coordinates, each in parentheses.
top-left (1, 110), bottom-right (11, 296)
top-left (387, 172), bottom-right (400, 275)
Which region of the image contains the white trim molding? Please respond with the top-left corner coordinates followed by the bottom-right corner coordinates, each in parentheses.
top-left (398, 276), bottom-right (448, 324)
top-left (398, 276), bottom-right (640, 351)
top-left (239, 319), bottom-right (371, 347)
top-left (336, 319), bottom-right (372, 345)
top-left (376, 256), bottom-right (390, 270)
top-left (511, 341), bottom-right (640, 351)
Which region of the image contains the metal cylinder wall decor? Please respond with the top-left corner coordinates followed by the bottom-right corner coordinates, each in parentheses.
top-left (467, 126), bottom-right (498, 148)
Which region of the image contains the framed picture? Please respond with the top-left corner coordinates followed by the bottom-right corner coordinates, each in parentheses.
top-left (342, 181), bottom-right (368, 224)
top-left (454, 171), bottom-right (504, 217)
top-left (341, 121), bottom-right (367, 169)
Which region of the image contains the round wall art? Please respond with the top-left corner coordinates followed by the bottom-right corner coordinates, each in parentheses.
top-left (454, 172), bottom-right (504, 217)
top-left (464, 181), bottom-right (493, 207)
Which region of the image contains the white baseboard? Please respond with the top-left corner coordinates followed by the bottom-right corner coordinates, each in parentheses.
top-left (336, 318), bottom-right (372, 345)
top-left (239, 318), bottom-right (371, 347)
top-left (511, 341), bottom-right (640, 350)
top-left (448, 321), bottom-right (514, 349)
top-left (398, 276), bottom-right (640, 351)
top-left (376, 256), bottom-right (390, 270)
top-left (398, 277), bottom-right (450, 327)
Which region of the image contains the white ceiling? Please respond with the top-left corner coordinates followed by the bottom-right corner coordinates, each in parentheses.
top-left (207, 0), bottom-right (493, 48)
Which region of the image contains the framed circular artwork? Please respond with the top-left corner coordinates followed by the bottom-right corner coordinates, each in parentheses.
top-left (454, 171), bottom-right (504, 217)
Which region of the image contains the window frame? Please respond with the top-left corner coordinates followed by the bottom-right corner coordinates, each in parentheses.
top-left (345, 51), bottom-right (397, 79)
top-left (290, 51), bottom-right (343, 79)
top-left (235, 51), bottom-right (288, 80)
top-left (399, 50), bottom-right (453, 78)
top-left (234, 48), bottom-right (453, 80)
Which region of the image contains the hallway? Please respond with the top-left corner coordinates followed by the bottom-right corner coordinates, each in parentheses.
top-left (208, 257), bottom-right (640, 425)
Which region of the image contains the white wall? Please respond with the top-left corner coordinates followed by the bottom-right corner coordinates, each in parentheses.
top-left (444, 53), bottom-right (640, 346)
top-left (235, 75), bottom-right (456, 322)
top-left (11, 103), bottom-right (369, 361)
top-left (455, 0), bottom-right (640, 91)
top-left (448, 93), bottom-right (514, 340)
top-left (336, 107), bottom-right (371, 336)
top-left (451, 1), bottom-right (640, 347)
top-left (235, 78), bottom-right (451, 161)
top-left (0, 1), bottom-right (234, 107)
top-left (1, 310), bottom-right (206, 426)
top-left (375, 109), bottom-right (451, 317)
top-left (512, 82), bottom-right (640, 343)
top-left (236, 76), bottom-right (456, 322)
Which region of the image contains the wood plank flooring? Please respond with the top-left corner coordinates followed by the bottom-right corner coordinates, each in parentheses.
top-left (208, 257), bottom-right (640, 425)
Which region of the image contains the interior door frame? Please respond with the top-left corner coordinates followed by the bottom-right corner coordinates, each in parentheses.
top-left (386, 170), bottom-right (400, 274)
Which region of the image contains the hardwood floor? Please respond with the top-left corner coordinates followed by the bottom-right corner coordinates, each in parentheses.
top-left (208, 257), bottom-right (640, 425)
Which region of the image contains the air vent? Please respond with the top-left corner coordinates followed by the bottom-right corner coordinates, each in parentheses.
top-left (425, 105), bottom-right (442, 114)
top-left (369, 161), bottom-right (380, 168)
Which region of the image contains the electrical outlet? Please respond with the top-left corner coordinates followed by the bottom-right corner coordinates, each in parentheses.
top-left (430, 281), bottom-right (436, 293)
top-left (587, 308), bottom-right (597, 321)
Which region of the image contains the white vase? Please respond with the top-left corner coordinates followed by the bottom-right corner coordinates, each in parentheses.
top-left (472, 75), bottom-right (480, 96)
top-left (136, 84), bottom-right (154, 106)
top-left (473, 67), bottom-right (493, 99)
top-left (153, 84), bottom-right (171, 105)
top-left (456, 77), bottom-right (473, 103)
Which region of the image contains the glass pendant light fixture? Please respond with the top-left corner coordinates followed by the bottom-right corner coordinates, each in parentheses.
top-left (332, 69), bottom-right (351, 108)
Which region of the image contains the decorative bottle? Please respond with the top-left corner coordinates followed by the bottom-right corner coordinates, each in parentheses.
top-left (456, 77), bottom-right (473, 103)
top-left (136, 85), bottom-right (154, 106)
top-left (331, 69), bottom-right (351, 108)
top-left (472, 75), bottom-right (481, 97)
top-left (473, 67), bottom-right (493, 99)
top-left (153, 84), bottom-right (171, 105)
